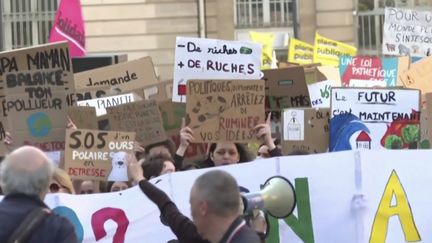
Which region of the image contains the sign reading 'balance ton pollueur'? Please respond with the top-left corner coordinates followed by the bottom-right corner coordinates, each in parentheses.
top-left (4, 68), bottom-right (71, 151)
top-left (186, 79), bottom-right (265, 143)
top-left (65, 129), bottom-right (135, 181)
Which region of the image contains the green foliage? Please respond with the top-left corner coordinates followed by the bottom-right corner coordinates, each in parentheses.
top-left (385, 135), bottom-right (403, 149)
top-left (401, 125), bottom-right (420, 144)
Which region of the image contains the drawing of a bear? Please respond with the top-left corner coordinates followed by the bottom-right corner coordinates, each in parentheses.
top-left (107, 151), bottom-right (128, 181)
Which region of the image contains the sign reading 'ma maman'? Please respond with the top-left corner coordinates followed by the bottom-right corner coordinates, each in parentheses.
top-left (0, 42), bottom-right (75, 107)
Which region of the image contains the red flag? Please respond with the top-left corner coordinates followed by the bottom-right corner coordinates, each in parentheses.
top-left (49, 0), bottom-right (86, 57)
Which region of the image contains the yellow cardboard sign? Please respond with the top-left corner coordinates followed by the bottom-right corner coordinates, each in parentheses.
top-left (249, 31), bottom-right (275, 70)
top-left (288, 38), bottom-right (314, 65)
top-left (313, 32), bottom-right (357, 67)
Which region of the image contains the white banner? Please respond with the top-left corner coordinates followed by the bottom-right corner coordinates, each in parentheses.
top-left (172, 37), bottom-right (261, 102)
top-left (383, 7), bottom-right (432, 57)
top-left (2, 150), bottom-right (432, 242)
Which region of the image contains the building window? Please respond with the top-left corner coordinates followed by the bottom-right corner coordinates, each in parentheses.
top-left (235, 0), bottom-right (294, 28)
top-left (1, 0), bottom-right (58, 51)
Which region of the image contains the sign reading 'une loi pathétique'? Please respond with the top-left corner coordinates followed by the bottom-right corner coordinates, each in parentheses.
top-left (173, 37), bottom-right (261, 103)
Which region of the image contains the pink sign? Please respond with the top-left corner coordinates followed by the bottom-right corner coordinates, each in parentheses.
top-left (49, 0), bottom-right (86, 57)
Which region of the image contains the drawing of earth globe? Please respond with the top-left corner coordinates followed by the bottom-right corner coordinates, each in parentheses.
top-left (27, 112), bottom-right (52, 138)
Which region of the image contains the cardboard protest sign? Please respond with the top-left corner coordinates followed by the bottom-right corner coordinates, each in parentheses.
top-left (288, 38), bottom-right (314, 65)
top-left (339, 56), bottom-right (410, 87)
top-left (0, 120), bottom-right (9, 156)
top-left (75, 79), bottom-right (172, 102)
top-left (76, 93), bottom-right (139, 116)
top-left (313, 32), bottom-right (357, 67)
top-left (282, 108), bottom-right (330, 154)
top-left (308, 80), bottom-right (338, 108)
top-left (4, 68), bottom-right (72, 151)
top-left (249, 31), bottom-right (276, 69)
top-left (142, 80), bottom-right (172, 101)
top-left (65, 129), bottom-right (135, 181)
top-left (158, 99), bottom-right (208, 164)
top-left (172, 37), bottom-right (261, 103)
top-left (330, 88), bottom-right (421, 151)
top-left (0, 42), bottom-right (75, 109)
top-left (263, 67), bottom-right (311, 110)
top-left (107, 100), bottom-right (166, 146)
top-left (383, 7), bottom-right (432, 57)
top-left (66, 106), bottom-right (98, 130)
top-left (400, 56), bottom-right (432, 97)
top-left (186, 79), bottom-right (265, 143)
top-left (74, 57), bottom-right (158, 94)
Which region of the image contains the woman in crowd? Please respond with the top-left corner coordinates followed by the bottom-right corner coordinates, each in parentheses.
top-left (177, 113), bottom-right (282, 168)
top-left (107, 181), bottom-right (131, 192)
top-left (142, 153), bottom-right (176, 179)
top-left (49, 168), bottom-right (75, 194)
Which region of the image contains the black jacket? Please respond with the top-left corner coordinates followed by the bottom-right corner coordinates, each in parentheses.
top-left (0, 193), bottom-right (78, 243)
top-left (219, 217), bottom-right (261, 243)
top-left (138, 180), bottom-right (261, 243)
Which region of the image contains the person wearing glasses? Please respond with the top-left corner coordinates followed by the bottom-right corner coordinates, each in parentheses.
top-left (49, 168), bottom-right (75, 194)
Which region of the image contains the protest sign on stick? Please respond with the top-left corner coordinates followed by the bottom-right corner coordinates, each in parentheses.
top-left (313, 32), bottom-right (357, 67)
top-left (186, 79), bottom-right (265, 143)
top-left (65, 129), bottom-right (135, 181)
top-left (288, 38), bottom-right (314, 65)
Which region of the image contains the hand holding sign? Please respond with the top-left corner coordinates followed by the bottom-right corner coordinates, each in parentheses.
top-left (176, 118), bottom-right (195, 157)
top-left (66, 116), bottom-right (77, 130)
top-left (255, 112), bottom-right (276, 151)
top-left (180, 118), bottom-right (195, 147)
top-left (127, 153), bottom-right (144, 183)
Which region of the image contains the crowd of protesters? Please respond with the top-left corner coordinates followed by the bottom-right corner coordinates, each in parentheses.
top-left (0, 109), bottom-right (293, 243)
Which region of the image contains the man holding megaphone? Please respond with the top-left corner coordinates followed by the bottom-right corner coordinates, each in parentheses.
top-left (128, 154), bottom-right (295, 243)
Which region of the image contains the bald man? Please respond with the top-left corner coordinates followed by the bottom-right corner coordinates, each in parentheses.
top-left (0, 146), bottom-right (78, 243)
top-left (190, 170), bottom-right (261, 243)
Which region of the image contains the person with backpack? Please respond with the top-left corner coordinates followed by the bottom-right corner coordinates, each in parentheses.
top-left (0, 146), bottom-right (78, 243)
